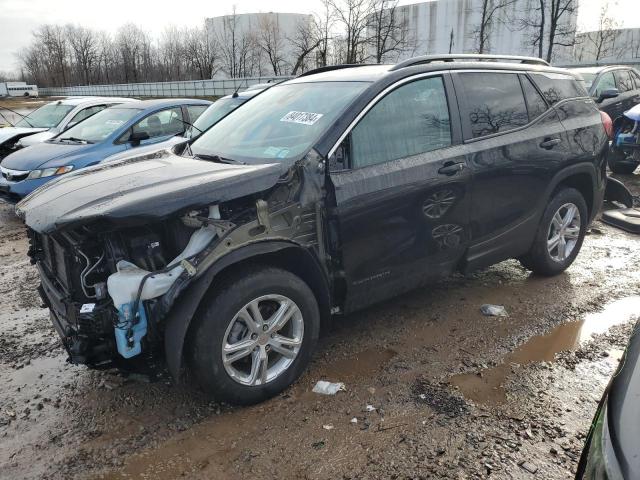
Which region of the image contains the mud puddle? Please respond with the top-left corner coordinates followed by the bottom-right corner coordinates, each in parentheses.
top-left (451, 296), bottom-right (640, 404)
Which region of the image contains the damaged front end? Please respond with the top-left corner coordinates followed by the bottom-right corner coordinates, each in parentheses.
top-left (19, 149), bottom-right (327, 373)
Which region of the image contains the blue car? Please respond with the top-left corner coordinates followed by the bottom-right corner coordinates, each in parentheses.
top-left (0, 98), bottom-right (210, 202)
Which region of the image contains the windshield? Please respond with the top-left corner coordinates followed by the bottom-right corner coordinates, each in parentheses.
top-left (577, 73), bottom-right (597, 90)
top-left (15, 103), bottom-right (74, 128)
top-left (55, 107), bottom-right (140, 144)
top-left (186, 97), bottom-right (246, 139)
top-left (190, 82), bottom-right (369, 163)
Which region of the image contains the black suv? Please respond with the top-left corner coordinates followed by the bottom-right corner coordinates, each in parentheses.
top-left (18, 55), bottom-right (609, 404)
top-left (571, 65), bottom-right (640, 120)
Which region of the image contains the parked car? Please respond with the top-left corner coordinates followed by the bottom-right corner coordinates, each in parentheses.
top-left (608, 102), bottom-right (640, 174)
top-left (0, 97), bottom-right (135, 158)
top-left (102, 85), bottom-right (268, 164)
top-left (0, 98), bottom-right (210, 202)
top-left (576, 321), bottom-right (640, 479)
top-left (571, 66), bottom-right (640, 120)
top-left (18, 55), bottom-right (612, 405)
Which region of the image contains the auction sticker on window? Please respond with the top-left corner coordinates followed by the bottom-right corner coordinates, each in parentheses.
top-left (280, 111), bottom-right (324, 125)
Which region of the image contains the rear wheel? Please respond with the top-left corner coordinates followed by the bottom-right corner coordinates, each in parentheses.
top-left (187, 266), bottom-right (320, 405)
top-left (519, 188), bottom-right (587, 276)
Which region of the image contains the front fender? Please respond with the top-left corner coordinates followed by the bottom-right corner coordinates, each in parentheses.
top-left (163, 240), bottom-right (315, 381)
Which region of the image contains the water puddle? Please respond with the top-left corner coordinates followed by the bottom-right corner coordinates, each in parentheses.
top-left (450, 296), bottom-right (640, 405)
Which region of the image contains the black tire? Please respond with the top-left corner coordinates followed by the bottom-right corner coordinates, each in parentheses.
top-left (519, 187), bottom-right (588, 276)
top-left (608, 149), bottom-right (638, 174)
top-left (187, 266), bottom-right (320, 405)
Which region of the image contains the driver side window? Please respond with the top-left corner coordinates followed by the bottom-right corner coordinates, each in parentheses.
top-left (131, 107), bottom-right (184, 139)
top-left (346, 77), bottom-right (452, 169)
top-left (594, 72), bottom-right (616, 98)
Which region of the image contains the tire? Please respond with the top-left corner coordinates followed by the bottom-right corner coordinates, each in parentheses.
top-left (608, 148), bottom-right (638, 174)
top-left (519, 187), bottom-right (588, 276)
top-left (187, 266), bottom-right (320, 405)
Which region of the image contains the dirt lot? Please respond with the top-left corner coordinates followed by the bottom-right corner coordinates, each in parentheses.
top-left (0, 164), bottom-right (639, 479)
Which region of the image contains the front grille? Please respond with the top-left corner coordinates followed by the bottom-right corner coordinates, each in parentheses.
top-left (0, 166), bottom-right (29, 182)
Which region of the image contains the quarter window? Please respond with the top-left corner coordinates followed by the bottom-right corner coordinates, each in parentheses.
top-left (459, 73), bottom-right (528, 139)
top-left (186, 105), bottom-right (208, 122)
top-left (349, 77), bottom-right (452, 168)
top-left (531, 73), bottom-right (587, 104)
top-left (68, 105), bottom-right (106, 128)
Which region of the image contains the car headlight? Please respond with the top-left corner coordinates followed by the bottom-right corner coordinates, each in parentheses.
top-left (27, 165), bottom-right (74, 180)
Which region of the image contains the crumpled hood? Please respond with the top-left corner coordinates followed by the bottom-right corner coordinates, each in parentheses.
top-left (18, 130), bottom-right (56, 147)
top-left (0, 127), bottom-right (48, 146)
top-left (1, 141), bottom-right (90, 170)
top-left (17, 150), bottom-right (287, 234)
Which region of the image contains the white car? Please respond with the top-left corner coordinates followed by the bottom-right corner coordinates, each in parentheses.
top-left (0, 97), bottom-right (136, 158)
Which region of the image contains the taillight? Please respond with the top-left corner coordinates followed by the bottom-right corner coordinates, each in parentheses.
top-left (600, 111), bottom-right (613, 139)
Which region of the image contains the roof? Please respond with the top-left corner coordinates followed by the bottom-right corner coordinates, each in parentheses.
top-left (288, 61), bottom-right (577, 85)
top-left (569, 66), bottom-right (631, 74)
top-left (113, 98), bottom-right (212, 109)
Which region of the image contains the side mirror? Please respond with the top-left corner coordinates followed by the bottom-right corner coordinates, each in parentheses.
top-left (129, 130), bottom-right (150, 146)
top-left (597, 88), bottom-right (620, 103)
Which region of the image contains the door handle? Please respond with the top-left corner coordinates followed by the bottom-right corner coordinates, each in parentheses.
top-left (540, 138), bottom-right (562, 149)
top-left (438, 161), bottom-right (466, 176)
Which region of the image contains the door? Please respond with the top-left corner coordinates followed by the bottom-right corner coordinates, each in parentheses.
top-left (452, 71), bottom-right (571, 270)
top-left (614, 70), bottom-right (640, 113)
top-left (328, 74), bottom-right (472, 312)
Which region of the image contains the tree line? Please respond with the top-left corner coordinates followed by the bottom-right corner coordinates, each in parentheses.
top-left (8, 0), bottom-right (637, 88)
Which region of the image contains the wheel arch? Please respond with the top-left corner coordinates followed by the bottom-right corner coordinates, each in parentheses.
top-left (163, 240), bottom-right (331, 381)
top-left (545, 163), bottom-right (601, 222)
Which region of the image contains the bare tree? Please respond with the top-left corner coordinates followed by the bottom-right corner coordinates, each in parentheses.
top-left (368, 0), bottom-right (409, 63)
top-left (519, 0), bottom-right (578, 62)
top-left (214, 8), bottom-right (259, 78)
top-left (184, 25), bottom-right (218, 79)
top-left (329, 0), bottom-right (373, 63)
top-left (257, 14), bottom-right (286, 75)
top-left (314, 0), bottom-right (335, 67)
top-left (473, 0), bottom-right (517, 54)
top-left (585, 2), bottom-right (619, 61)
top-left (288, 18), bottom-right (322, 75)
top-left (66, 25), bottom-right (99, 85)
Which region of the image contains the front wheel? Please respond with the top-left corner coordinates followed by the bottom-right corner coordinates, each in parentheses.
top-left (187, 266), bottom-right (320, 405)
top-left (519, 187), bottom-right (588, 276)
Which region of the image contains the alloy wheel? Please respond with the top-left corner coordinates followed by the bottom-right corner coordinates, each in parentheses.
top-left (221, 294), bottom-right (304, 386)
top-left (547, 202), bottom-right (581, 262)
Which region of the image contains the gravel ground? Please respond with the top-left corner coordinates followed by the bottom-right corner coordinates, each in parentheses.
top-left (0, 168), bottom-right (639, 480)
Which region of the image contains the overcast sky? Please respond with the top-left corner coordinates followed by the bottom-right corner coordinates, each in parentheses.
top-left (0, 0), bottom-right (637, 72)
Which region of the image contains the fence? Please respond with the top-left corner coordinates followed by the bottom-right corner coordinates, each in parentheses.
top-left (39, 76), bottom-right (293, 98)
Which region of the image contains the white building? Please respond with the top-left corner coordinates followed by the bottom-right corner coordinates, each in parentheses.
top-left (574, 27), bottom-right (640, 64)
top-left (373, 0), bottom-right (578, 64)
top-left (206, 12), bottom-right (313, 78)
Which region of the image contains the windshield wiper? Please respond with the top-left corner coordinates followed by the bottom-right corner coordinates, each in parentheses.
top-left (193, 153), bottom-right (245, 165)
top-left (58, 136), bottom-right (92, 144)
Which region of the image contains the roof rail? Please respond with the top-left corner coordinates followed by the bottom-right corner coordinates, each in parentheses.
top-left (390, 54), bottom-right (550, 71)
top-left (297, 64), bottom-right (371, 78)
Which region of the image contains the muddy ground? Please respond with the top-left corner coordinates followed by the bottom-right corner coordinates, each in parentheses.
top-left (0, 167), bottom-right (639, 479)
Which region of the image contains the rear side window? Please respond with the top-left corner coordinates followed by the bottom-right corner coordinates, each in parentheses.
top-left (530, 73), bottom-right (588, 104)
top-left (459, 72), bottom-right (528, 138)
top-left (187, 105), bottom-right (208, 122)
top-left (614, 70), bottom-right (634, 92)
top-left (350, 76), bottom-right (452, 168)
top-left (632, 70), bottom-right (640, 88)
top-left (521, 76), bottom-right (548, 120)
